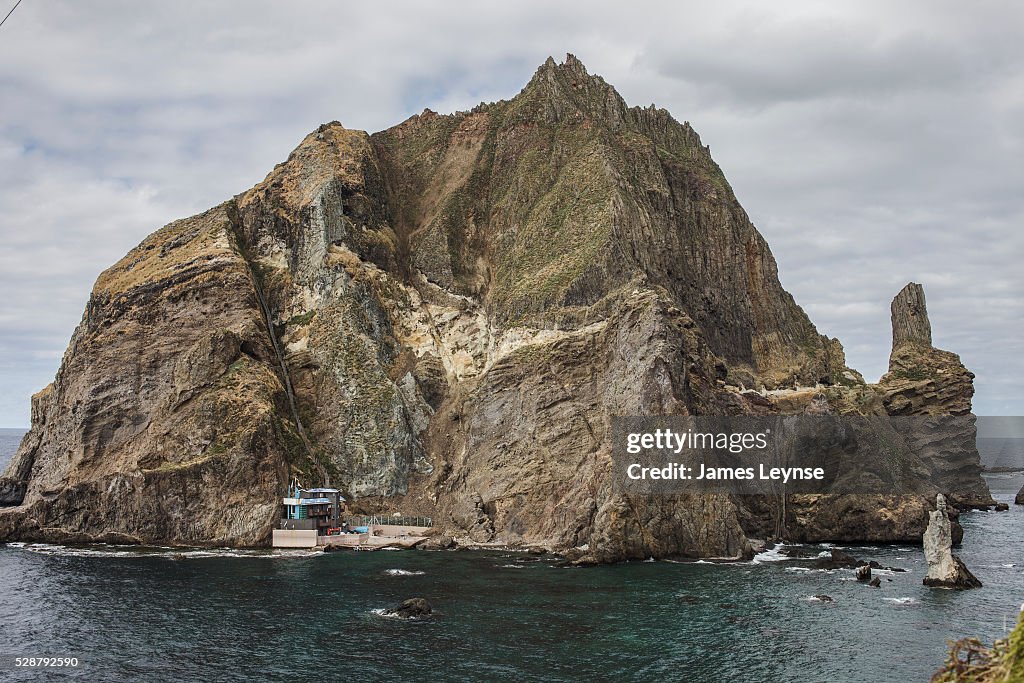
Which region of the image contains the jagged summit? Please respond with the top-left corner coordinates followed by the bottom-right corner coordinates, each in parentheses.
top-left (504, 53), bottom-right (627, 128)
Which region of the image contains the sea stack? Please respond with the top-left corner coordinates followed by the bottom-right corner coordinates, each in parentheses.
top-left (922, 494), bottom-right (982, 589)
top-left (877, 283), bottom-right (994, 510)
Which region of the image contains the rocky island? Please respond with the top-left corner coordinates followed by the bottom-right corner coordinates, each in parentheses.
top-left (0, 55), bottom-right (995, 562)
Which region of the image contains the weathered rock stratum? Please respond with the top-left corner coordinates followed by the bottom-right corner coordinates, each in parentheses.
top-left (0, 56), bottom-right (994, 560)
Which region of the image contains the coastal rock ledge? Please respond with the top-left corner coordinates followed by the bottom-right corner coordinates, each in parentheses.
top-left (0, 55), bottom-right (994, 561)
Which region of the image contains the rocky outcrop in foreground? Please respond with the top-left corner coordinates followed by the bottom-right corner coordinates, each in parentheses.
top-left (923, 495), bottom-right (982, 589)
top-left (0, 56), bottom-right (994, 560)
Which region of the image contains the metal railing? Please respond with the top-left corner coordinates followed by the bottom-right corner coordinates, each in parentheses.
top-left (347, 515), bottom-right (433, 528)
top-left (276, 518), bottom-right (317, 530)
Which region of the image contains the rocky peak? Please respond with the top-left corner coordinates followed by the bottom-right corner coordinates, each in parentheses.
top-left (891, 282), bottom-right (933, 349)
top-left (882, 282), bottom-right (976, 416)
top-left (518, 53), bottom-right (628, 126)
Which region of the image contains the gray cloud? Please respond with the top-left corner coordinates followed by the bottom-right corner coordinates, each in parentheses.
top-left (0, 0), bottom-right (1019, 424)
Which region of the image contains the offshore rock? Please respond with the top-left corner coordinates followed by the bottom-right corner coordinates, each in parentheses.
top-left (0, 56), bottom-right (993, 560)
top-left (923, 495), bottom-right (982, 589)
top-left (383, 598), bottom-right (432, 619)
top-left (1016, 485), bottom-right (1024, 505)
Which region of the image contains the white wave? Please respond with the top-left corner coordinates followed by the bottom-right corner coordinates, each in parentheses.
top-left (6, 542), bottom-right (26, 548)
top-left (384, 568), bottom-right (425, 576)
top-left (496, 563), bottom-right (526, 569)
top-left (804, 595), bottom-right (835, 602)
top-left (752, 545), bottom-right (791, 563)
top-left (644, 557), bottom-right (655, 563)
top-left (883, 597), bottom-right (916, 605)
top-left (19, 543), bottom-right (321, 559)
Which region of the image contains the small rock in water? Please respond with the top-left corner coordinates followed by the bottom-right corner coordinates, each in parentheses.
top-left (815, 550), bottom-right (860, 570)
top-left (855, 564), bottom-right (872, 582)
top-left (813, 595), bottom-right (834, 603)
top-left (868, 577), bottom-right (881, 588)
top-left (383, 597), bottom-right (433, 619)
top-left (868, 560), bottom-right (907, 573)
top-left (994, 502), bottom-right (1009, 512)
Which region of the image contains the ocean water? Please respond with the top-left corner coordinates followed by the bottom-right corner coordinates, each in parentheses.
top-left (0, 428), bottom-right (24, 472)
top-left (1, 431), bottom-right (1022, 682)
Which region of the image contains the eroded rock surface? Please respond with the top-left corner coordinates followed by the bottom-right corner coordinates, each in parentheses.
top-left (923, 495), bottom-right (982, 589)
top-left (0, 56), bottom-right (992, 559)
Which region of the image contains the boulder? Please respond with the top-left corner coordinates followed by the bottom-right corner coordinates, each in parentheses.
top-left (922, 494), bottom-right (982, 589)
top-left (855, 564), bottom-right (872, 582)
top-left (868, 577), bottom-right (881, 588)
top-left (815, 549), bottom-right (860, 570)
top-left (416, 535), bottom-right (455, 551)
top-left (868, 560), bottom-right (907, 573)
top-left (383, 598), bottom-right (432, 619)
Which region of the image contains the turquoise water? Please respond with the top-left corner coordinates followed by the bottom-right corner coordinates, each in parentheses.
top-left (1, 432), bottom-right (1022, 682)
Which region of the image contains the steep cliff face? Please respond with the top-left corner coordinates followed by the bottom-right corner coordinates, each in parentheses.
top-left (0, 56), bottom-right (992, 557)
top-left (0, 205), bottom-right (291, 544)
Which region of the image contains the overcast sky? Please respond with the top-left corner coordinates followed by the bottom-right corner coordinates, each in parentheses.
top-left (0, 0), bottom-right (1020, 426)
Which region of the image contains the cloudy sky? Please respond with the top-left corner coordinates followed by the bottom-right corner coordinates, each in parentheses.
top-left (0, 0), bottom-right (1020, 426)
